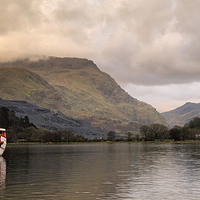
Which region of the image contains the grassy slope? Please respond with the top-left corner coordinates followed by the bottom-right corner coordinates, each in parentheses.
top-left (0, 67), bottom-right (75, 114)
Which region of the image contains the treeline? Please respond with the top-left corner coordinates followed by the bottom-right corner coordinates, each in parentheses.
top-left (140, 117), bottom-right (200, 141)
top-left (3, 106), bottom-right (200, 143)
top-left (0, 107), bottom-right (37, 142)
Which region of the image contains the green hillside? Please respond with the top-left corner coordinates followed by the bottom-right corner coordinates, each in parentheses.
top-left (0, 67), bottom-right (70, 112)
top-left (0, 57), bottom-right (167, 133)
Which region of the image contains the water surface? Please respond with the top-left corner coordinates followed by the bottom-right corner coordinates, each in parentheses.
top-left (1, 143), bottom-right (200, 199)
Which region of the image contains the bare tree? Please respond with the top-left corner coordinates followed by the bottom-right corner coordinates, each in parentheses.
top-left (107, 131), bottom-right (116, 141)
top-left (140, 124), bottom-right (168, 141)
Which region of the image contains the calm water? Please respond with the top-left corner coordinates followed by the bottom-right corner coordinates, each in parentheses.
top-left (1, 143), bottom-right (200, 199)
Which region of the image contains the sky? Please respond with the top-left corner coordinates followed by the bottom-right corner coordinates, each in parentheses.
top-left (1, 0), bottom-right (200, 113)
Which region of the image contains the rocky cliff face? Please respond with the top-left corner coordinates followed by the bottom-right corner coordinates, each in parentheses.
top-left (0, 98), bottom-right (108, 139)
top-left (0, 56), bottom-right (167, 134)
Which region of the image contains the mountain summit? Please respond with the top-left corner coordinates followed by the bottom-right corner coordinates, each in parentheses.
top-left (0, 56), bottom-right (166, 133)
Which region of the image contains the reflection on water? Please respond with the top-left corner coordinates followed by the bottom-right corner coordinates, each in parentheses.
top-left (1, 143), bottom-right (200, 199)
top-left (0, 157), bottom-right (6, 191)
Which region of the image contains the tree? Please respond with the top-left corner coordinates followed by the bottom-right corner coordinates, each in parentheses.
top-left (53, 131), bottom-right (62, 143)
top-left (72, 135), bottom-right (87, 142)
top-left (41, 131), bottom-right (54, 143)
top-left (7, 127), bottom-right (17, 143)
top-left (149, 124), bottom-right (169, 141)
top-left (180, 126), bottom-right (188, 141)
top-left (0, 107), bottom-right (9, 128)
top-left (140, 124), bottom-right (168, 141)
top-left (107, 131), bottom-right (116, 141)
top-left (41, 131), bottom-right (62, 143)
top-left (169, 126), bottom-right (181, 141)
top-left (185, 117), bottom-right (200, 129)
top-left (28, 127), bottom-right (41, 142)
top-left (62, 130), bottom-right (74, 143)
top-left (169, 125), bottom-right (196, 141)
top-left (127, 132), bottom-right (132, 141)
top-left (140, 125), bottom-right (154, 141)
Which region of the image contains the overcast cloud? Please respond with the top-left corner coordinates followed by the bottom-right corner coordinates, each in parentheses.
top-left (1, 0), bottom-right (200, 112)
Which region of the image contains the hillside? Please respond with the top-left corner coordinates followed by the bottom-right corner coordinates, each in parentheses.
top-left (0, 66), bottom-right (62, 105)
top-left (0, 98), bottom-right (107, 139)
top-left (161, 102), bottom-right (200, 128)
top-left (0, 56), bottom-right (167, 133)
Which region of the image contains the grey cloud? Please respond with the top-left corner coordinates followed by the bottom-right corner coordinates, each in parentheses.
top-left (124, 82), bottom-right (200, 112)
top-left (1, 0), bottom-right (200, 86)
top-left (96, 0), bottom-right (200, 85)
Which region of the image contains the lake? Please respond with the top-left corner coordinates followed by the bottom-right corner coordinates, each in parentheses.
top-left (1, 142), bottom-right (200, 199)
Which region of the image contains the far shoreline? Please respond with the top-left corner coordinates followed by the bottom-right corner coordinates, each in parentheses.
top-left (6, 140), bottom-right (200, 146)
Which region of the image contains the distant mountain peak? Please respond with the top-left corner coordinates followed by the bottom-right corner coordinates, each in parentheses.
top-left (184, 102), bottom-right (196, 106)
top-left (162, 102), bottom-right (200, 128)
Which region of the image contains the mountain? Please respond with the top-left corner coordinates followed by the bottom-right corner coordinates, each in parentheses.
top-left (0, 56), bottom-right (167, 133)
top-left (161, 102), bottom-right (200, 128)
top-left (0, 98), bottom-right (107, 139)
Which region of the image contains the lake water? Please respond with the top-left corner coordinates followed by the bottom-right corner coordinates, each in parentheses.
top-left (1, 143), bottom-right (200, 199)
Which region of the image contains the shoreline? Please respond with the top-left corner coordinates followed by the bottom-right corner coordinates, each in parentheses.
top-left (6, 140), bottom-right (200, 146)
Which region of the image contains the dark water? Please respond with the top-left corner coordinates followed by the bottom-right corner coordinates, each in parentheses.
top-left (1, 143), bottom-right (200, 199)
